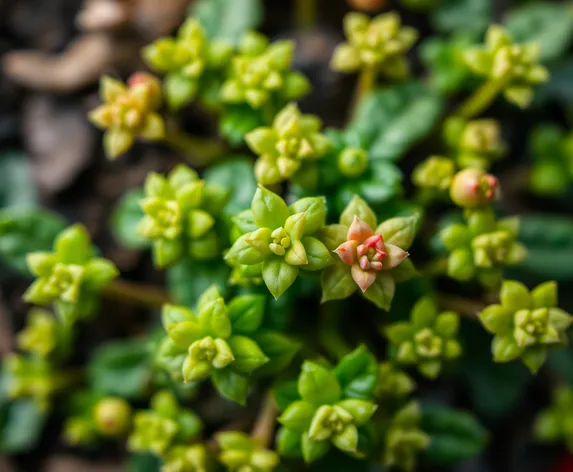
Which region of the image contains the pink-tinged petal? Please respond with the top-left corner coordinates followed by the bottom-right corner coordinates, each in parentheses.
top-left (382, 244), bottom-right (409, 269)
top-left (363, 234), bottom-right (384, 250)
top-left (351, 264), bottom-right (376, 292)
top-left (372, 250), bottom-right (386, 262)
top-left (347, 216), bottom-right (374, 242)
top-left (357, 244), bottom-right (368, 257)
top-left (370, 261), bottom-right (383, 271)
top-left (334, 240), bottom-right (358, 265)
top-left (359, 255), bottom-right (370, 270)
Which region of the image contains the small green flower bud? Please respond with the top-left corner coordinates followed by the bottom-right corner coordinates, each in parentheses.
top-left (218, 431), bottom-right (280, 472)
top-left (450, 168), bottom-right (499, 208)
top-left (375, 363), bottom-right (416, 400)
top-left (163, 444), bottom-right (209, 472)
top-left (337, 147), bottom-right (368, 178)
top-left (93, 397), bottom-right (132, 437)
top-left (385, 297), bottom-right (461, 378)
top-left (246, 103), bottom-right (331, 185)
top-left (332, 12), bottom-right (418, 79)
top-left (183, 336), bottom-right (234, 382)
top-left (128, 411), bottom-right (179, 455)
top-left (412, 156), bottom-right (455, 191)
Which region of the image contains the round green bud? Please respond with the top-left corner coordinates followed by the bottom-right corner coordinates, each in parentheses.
top-left (449, 168), bottom-right (499, 208)
top-left (64, 417), bottom-right (96, 446)
top-left (94, 397), bottom-right (132, 437)
top-left (338, 147), bottom-right (368, 178)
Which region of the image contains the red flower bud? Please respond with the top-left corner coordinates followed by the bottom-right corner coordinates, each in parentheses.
top-left (449, 168), bottom-right (499, 209)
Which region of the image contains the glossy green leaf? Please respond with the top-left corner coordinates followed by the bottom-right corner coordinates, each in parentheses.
top-left (254, 331), bottom-right (300, 376)
top-left (421, 402), bottom-right (488, 465)
top-left (88, 339), bottom-right (151, 400)
top-left (0, 399), bottom-right (47, 453)
top-left (347, 83), bottom-right (443, 162)
top-left (192, 0), bottom-right (263, 46)
top-left (505, 3), bottom-right (573, 62)
top-left (431, 0), bottom-right (492, 35)
top-left (0, 208), bottom-right (66, 275)
top-left (334, 345), bottom-right (378, 400)
top-left (111, 189), bottom-right (150, 249)
top-left (212, 368), bottom-right (250, 405)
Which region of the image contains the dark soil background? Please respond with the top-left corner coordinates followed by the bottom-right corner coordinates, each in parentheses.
top-left (1, 0), bottom-right (573, 471)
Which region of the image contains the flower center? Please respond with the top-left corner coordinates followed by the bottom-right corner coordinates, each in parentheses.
top-left (357, 234), bottom-right (386, 271)
top-left (269, 227), bottom-right (291, 256)
top-left (414, 328), bottom-right (442, 358)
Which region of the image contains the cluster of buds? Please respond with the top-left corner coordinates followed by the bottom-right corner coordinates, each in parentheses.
top-left (163, 444), bottom-right (210, 472)
top-left (16, 308), bottom-right (57, 358)
top-left (217, 431), bottom-right (279, 472)
top-left (535, 386), bottom-right (573, 451)
top-left (3, 354), bottom-right (61, 410)
top-left (225, 187), bottom-right (331, 299)
top-left (143, 18), bottom-right (233, 110)
top-left (478, 280), bottom-right (572, 372)
top-left (440, 209), bottom-right (526, 287)
top-left (246, 103), bottom-right (331, 185)
top-left (463, 25), bottom-right (549, 108)
top-left (278, 359), bottom-right (378, 462)
top-left (23, 224), bottom-right (118, 324)
top-left (221, 32), bottom-right (310, 110)
top-left (385, 297), bottom-right (462, 378)
top-left (449, 168), bottom-right (499, 209)
top-left (162, 286), bottom-right (269, 386)
top-left (128, 391), bottom-right (202, 457)
top-left (137, 165), bottom-right (228, 268)
top-left (382, 402), bottom-right (430, 471)
top-left (321, 196), bottom-right (417, 310)
top-left (375, 363), bottom-right (416, 401)
top-left (444, 117), bottom-right (507, 169)
top-left (331, 12), bottom-right (418, 79)
top-left (412, 156), bottom-right (456, 192)
top-left (89, 73), bottom-right (165, 159)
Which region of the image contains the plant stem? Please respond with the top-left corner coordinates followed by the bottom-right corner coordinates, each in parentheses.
top-left (251, 391), bottom-right (278, 449)
top-left (455, 75), bottom-right (511, 119)
top-left (295, 0), bottom-right (317, 30)
top-left (103, 279), bottom-right (171, 309)
top-left (437, 292), bottom-right (485, 318)
top-left (163, 126), bottom-right (226, 167)
top-left (351, 66), bottom-right (378, 119)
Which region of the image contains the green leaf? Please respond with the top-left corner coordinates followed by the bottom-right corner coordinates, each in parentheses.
top-left (289, 197), bottom-right (327, 236)
top-left (127, 453), bottom-right (162, 472)
top-left (0, 151), bottom-right (37, 209)
top-left (334, 345), bottom-right (378, 400)
top-left (227, 335), bottom-right (269, 373)
top-left (279, 400), bottom-right (317, 432)
top-left (262, 259), bottom-right (299, 299)
top-left (0, 208), bottom-right (66, 275)
top-left (363, 273), bottom-right (396, 311)
top-left (88, 339), bottom-right (151, 400)
top-left (254, 331), bottom-right (301, 376)
top-left (321, 263), bottom-right (357, 303)
top-left (220, 105), bottom-right (266, 147)
top-left (347, 83), bottom-right (443, 162)
top-left (505, 3), bottom-right (573, 62)
top-left (376, 215), bottom-right (418, 250)
top-left (274, 380), bottom-right (300, 411)
top-left (167, 257), bottom-right (230, 308)
top-left (298, 361), bottom-right (341, 405)
top-left (302, 432), bottom-right (330, 463)
top-left (212, 368), bottom-right (250, 405)
top-left (111, 189), bottom-right (151, 249)
top-left (192, 0), bottom-right (262, 46)
top-left (510, 214), bottom-right (573, 282)
top-left (0, 399), bottom-right (47, 453)
top-left (252, 187), bottom-right (290, 230)
top-left (277, 427), bottom-right (302, 457)
top-left (204, 157), bottom-right (257, 218)
top-left (431, 0), bottom-right (492, 35)
top-left (227, 294), bottom-right (265, 333)
top-left (421, 402), bottom-right (488, 466)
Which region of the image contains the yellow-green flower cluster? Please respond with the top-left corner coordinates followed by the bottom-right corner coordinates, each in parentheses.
top-left (331, 12), bottom-right (418, 79)
top-left (440, 209), bottom-right (526, 287)
top-left (137, 164), bottom-right (228, 268)
top-left (385, 297), bottom-right (462, 378)
top-left (89, 73), bottom-right (165, 159)
top-left (143, 18), bottom-right (233, 110)
top-left (16, 308), bottom-right (57, 358)
top-left (221, 32), bottom-right (310, 110)
top-left (246, 103), bottom-right (331, 185)
top-left (217, 431), bottom-right (279, 472)
top-left (535, 386), bottom-right (573, 451)
top-left (464, 25), bottom-right (549, 108)
top-left (479, 280), bottom-right (572, 372)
